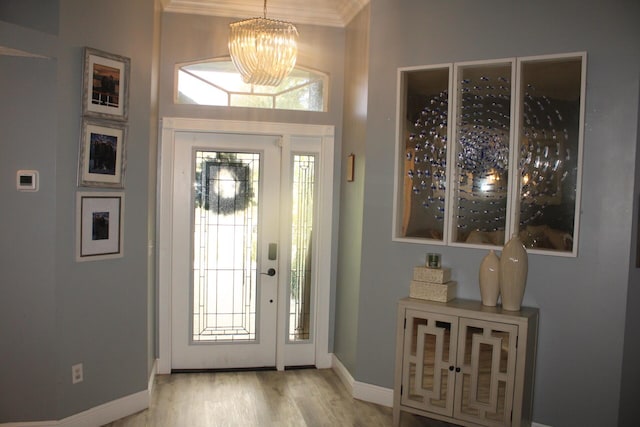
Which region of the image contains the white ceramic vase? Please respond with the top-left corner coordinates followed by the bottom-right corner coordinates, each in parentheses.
top-left (479, 250), bottom-right (500, 306)
top-left (499, 234), bottom-right (528, 311)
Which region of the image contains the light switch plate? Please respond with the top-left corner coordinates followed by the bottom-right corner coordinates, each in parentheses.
top-left (17, 170), bottom-right (39, 192)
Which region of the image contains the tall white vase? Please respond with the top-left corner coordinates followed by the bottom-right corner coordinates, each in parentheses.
top-left (479, 250), bottom-right (500, 306)
top-left (499, 234), bottom-right (528, 311)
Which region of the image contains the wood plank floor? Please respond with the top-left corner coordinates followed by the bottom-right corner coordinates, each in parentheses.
top-left (102, 368), bottom-right (454, 427)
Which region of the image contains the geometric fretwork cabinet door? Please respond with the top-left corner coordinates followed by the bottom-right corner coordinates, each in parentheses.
top-left (401, 309), bottom-right (459, 416)
top-left (393, 298), bottom-right (538, 427)
top-left (454, 319), bottom-right (518, 426)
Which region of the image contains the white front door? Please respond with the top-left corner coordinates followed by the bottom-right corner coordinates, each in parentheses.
top-left (171, 132), bottom-right (280, 369)
top-left (158, 118), bottom-right (335, 374)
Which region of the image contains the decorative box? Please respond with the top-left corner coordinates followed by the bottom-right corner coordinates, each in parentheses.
top-left (413, 266), bottom-right (451, 284)
top-left (410, 280), bottom-right (457, 302)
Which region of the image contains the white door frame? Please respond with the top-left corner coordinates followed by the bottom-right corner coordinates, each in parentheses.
top-left (157, 117), bottom-right (335, 374)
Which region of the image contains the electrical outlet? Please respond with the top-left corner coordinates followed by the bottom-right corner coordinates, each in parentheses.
top-left (72, 363), bottom-right (83, 384)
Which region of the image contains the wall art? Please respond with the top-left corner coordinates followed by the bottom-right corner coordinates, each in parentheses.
top-left (82, 47), bottom-right (130, 121)
top-left (78, 118), bottom-right (127, 188)
top-left (76, 192), bottom-right (124, 261)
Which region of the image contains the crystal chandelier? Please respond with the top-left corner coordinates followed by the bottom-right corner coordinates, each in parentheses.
top-left (228, 0), bottom-right (299, 87)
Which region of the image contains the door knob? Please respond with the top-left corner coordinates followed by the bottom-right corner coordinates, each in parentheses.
top-left (261, 268), bottom-right (276, 276)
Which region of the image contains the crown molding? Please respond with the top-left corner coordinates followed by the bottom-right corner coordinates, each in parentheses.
top-left (161, 0), bottom-right (369, 27)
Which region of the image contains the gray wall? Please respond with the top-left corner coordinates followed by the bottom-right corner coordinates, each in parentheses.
top-left (620, 84), bottom-right (640, 425)
top-left (0, 0), bottom-right (59, 35)
top-left (0, 23), bottom-right (58, 422)
top-left (0, 0), bottom-right (157, 422)
top-left (334, 4), bottom-right (369, 374)
top-left (349, 1), bottom-right (640, 426)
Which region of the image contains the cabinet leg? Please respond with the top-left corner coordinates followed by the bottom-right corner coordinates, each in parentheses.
top-left (392, 407), bottom-right (400, 427)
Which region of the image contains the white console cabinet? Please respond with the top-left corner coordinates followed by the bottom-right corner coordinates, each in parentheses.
top-left (393, 298), bottom-right (538, 427)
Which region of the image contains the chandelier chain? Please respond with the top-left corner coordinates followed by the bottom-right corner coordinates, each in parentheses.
top-left (263, 0), bottom-right (267, 18)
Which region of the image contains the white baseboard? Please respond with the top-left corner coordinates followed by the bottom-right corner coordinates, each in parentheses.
top-left (331, 354), bottom-right (393, 407)
top-left (332, 354), bottom-right (549, 426)
top-left (353, 381), bottom-right (393, 408)
top-left (58, 389), bottom-right (149, 427)
top-left (1, 360), bottom-right (157, 427)
top-left (331, 353), bottom-right (354, 394)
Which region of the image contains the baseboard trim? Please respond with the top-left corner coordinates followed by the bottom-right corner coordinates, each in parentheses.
top-left (331, 353), bottom-right (354, 394)
top-left (1, 360), bottom-right (157, 427)
top-left (331, 354), bottom-right (393, 407)
top-left (353, 381), bottom-right (393, 408)
top-left (58, 389), bottom-right (148, 427)
top-left (331, 354), bottom-right (549, 426)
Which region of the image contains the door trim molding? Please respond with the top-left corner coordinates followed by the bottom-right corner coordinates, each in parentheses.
top-left (157, 118), bottom-right (335, 373)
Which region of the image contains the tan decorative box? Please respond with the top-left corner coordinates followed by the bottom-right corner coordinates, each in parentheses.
top-left (410, 280), bottom-right (457, 302)
top-left (413, 266), bottom-right (451, 284)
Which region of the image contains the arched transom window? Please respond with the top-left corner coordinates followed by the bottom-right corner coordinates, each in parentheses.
top-left (176, 58), bottom-right (328, 112)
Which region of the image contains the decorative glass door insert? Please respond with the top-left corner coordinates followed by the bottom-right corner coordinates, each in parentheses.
top-left (288, 154), bottom-right (316, 342)
top-left (193, 150), bottom-right (260, 342)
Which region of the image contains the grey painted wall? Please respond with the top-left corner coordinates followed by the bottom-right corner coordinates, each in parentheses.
top-left (620, 85), bottom-right (640, 425)
top-left (334, 4), bottom-right (369, 374)
top-left (0, 26), bottom-right (58, 421)
top-left (0, 0), bottom-right (156, 422)
top-left (0, 0), bottom-right (59, 35)
top-left (351, 1), bottom-right (640, 426)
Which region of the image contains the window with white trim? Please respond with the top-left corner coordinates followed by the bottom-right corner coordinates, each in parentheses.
top-left (176, 58), bottom-right (328, 112)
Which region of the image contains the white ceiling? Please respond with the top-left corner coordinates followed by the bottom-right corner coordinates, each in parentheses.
top-left (160, 0), bottom-right (369, 27)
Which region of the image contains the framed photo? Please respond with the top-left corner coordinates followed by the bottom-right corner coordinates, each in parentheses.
top-left (82, 47), bottom-right (130, 120)
top-left (76, 192), bottom-right (124, 261)
top-left (78, 118), bottom-right (127, 188)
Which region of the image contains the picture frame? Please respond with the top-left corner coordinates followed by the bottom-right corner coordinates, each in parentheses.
top-left (82, 47), bottom-right (130, 121)
top-left (78, 118), bottom-right (127, 188)
top-left (76, 192), bottom-right (124, 262)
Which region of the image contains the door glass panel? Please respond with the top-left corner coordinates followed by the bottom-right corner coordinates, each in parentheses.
top-left (192, 150), bottom-right (260, 342)
top-left (288, 154), bottom-right (316, 342)
top-left (516, 55), bottom-right (584, 253)
top-left (451, 62), bottom-right (512, 245)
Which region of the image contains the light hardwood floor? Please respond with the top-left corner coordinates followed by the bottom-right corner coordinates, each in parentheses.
top-left (102, 368), bottom-right (454, 427)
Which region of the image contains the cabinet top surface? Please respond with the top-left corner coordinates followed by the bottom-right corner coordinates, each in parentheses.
top-left (399, 297), bottom-right (539, 319)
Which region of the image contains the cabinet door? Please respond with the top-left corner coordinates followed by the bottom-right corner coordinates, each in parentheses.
top-left (401, 309), bottom-right (458, 416)
top-left (454, 318), bottom-right (518, 426)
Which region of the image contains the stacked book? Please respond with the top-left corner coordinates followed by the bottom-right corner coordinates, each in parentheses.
top-left (410, 266), bottom-right (457, 302)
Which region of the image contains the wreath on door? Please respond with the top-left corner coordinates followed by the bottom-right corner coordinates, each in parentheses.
top-left (195, 159), bottom-right (254, 215)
